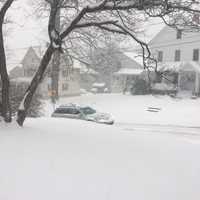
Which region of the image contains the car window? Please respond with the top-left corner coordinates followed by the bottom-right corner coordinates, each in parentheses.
top-left (70, 108), bottom-right (80, 114)
top-left (80, 107), bottom-right (96, 115)
top-left (54, 108), bottom-right (70, 114)
top-left (55, 107), bottom-right (80, 115)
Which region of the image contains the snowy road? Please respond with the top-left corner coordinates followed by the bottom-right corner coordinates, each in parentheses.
top-left (115, 122), bottom-right (200, 137)
top-left (46, 94), bottom-right (200, 137)
top-left (1, 118), bottom-right (200, 200)
top-left (47, 94), bottom-right (200, 128)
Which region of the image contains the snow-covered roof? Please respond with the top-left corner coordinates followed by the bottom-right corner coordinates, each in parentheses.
top-left (110, 51), bottom-right (144, 76)
top-left (80, 68), bottom-right (98, 75)
top-left (148, 25), bottom-right (200, 48)
top-left (157, 62), bottom-right (200, 73)
top-left (8, 46), bottom-right (84, 75)
top-left (181, 61), bottom-right (200, 73)
top-left (115, 68), bottom-right (143, 75)
top-left (123, 52), bottom-right (143, 66)
top-left (7, 46), bottom-right (43, 72)
top-left (152, 83), bottom-right (177, 91)
top-left (10, 77), bottom-right (32, 83)
top-left (157, 62), bottom-right (182, 72)
top-left (92, 82), bottom-right (106, 87)
top-left (117, 52), bottom-right (143, 69)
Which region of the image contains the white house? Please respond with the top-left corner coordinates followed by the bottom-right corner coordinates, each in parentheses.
top-left (149, 26), bottom-right (200, 95)
top-left (9, 47), bottom-right (81, 98)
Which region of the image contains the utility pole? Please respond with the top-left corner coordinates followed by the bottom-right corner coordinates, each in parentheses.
top-left (51, 8), bottom-right (60, 105)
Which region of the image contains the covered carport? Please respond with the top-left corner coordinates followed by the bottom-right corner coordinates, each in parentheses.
top-left (112, 68), bottom-right (143, 93)
top-left (178, 62), bottom-right (200, 95)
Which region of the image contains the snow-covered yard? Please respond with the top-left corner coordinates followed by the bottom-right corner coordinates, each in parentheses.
top-left (46, 94), bottom-right (200, 127)
top-left (0, 94), bottom-right (200, 200)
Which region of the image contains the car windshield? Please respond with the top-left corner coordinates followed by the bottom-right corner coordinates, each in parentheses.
top-left (80, 107), bottom-right (96, 115)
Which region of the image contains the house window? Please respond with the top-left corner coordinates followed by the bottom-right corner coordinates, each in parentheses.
top-left (193, 49), bottom-right (199, 61)
top-left (176, 30), bottom-right (182, 39)
top-left (62, 83), bottom-right (69, 91)
top-left (174, 50), bottom-right (181, 62)
top-left (157, 51), bottom-right (163, 62)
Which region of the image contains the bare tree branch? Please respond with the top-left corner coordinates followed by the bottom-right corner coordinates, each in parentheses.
top-left (0, 0), bottom-right (14, 21)
top-left (0, 0), bottom-right (14, 122)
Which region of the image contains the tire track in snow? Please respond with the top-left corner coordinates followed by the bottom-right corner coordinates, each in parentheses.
top-left (114, 122), bottom-right (200, 138)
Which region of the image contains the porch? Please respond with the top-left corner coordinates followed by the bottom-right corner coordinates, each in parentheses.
top-left (111, 68), bottom-right (143, 93)
top-left (152, 62), bottom-right (200, 96)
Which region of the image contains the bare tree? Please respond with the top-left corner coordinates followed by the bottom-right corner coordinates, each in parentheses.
top-left (51, 8), bottom-right (60, 103)
top-left (16, 0), bottom-right (200, 126)
top-left (89, 42), bottom-right (122, 91)
top-left (0, 0), bottom-right (14, 122)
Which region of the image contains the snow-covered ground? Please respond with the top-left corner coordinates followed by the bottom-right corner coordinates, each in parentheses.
top-left (45, 93), bottom-right (200, 127)
top-left (0, 94), bottom-right (200, 200)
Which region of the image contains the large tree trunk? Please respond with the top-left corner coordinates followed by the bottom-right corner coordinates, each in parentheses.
top-left (51, 8), bottom-right (60, 103)
top-left (0, 26), bottom-right (11, 122)
top-left (16, 45), bottom-right (55, 126)
top-left (51, 50), bottom-right (60, 102)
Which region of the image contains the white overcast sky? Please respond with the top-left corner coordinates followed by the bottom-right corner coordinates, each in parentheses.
top-left (5, 0), bottom-right (48, 50)
top-left (4, 0), bottom-right (165, 70)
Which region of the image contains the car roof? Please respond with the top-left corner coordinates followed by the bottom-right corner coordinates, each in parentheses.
top-left (58, 103), bottom-right (87, 108)
top-left (57, 103), bottom-right (92, 109)
top-left (58, 103), bottom-right (77, 108)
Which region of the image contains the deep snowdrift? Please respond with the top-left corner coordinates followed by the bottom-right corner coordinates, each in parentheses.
top-left (45, 94), bottom-right (200, 127)
top-left (0, 117), bottom-right (200, 200)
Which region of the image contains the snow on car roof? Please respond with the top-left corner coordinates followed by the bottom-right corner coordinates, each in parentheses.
top-left (92, 83), bottom-right (106, 87)
top-left (58, 103), bottom-right (77, 108)
top-left (115, 68), bottom-right (143, 75)
top-left (58, 103), bottom-right (93, 109)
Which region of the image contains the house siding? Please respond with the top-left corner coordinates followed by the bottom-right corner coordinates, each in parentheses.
top-left (149, 26), bottom-right (200, 63)
top-left (149, 26), bottom-right (200, 95)
top-left (58, 68), bottom-right (80, 97)
top-left (9, 47), bottom-right (80, 98)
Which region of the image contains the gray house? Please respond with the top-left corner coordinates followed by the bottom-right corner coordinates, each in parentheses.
top-left (9, 47), bottom-right (81, 98)
top-left (111, 53), bottom-right (143, 93)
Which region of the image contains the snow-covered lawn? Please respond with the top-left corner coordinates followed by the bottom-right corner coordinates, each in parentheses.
top-left (1, 118), bottom-right (200, 200)
top-left (45, 93), bottom-right (200, 127)
top-left (0, 94), bottom-right (200, 200)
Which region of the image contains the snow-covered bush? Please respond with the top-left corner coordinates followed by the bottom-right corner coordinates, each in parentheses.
top-left (0, 82), bottom-right (43, 118)
top-left (151, 83), bottom-right (177, 95)
top-left (10, 82), bottom-right (43, 117)
top-left (152, 83), bottom-right (176, 91)
top-left (130, 78), bottom-right (149, 95)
